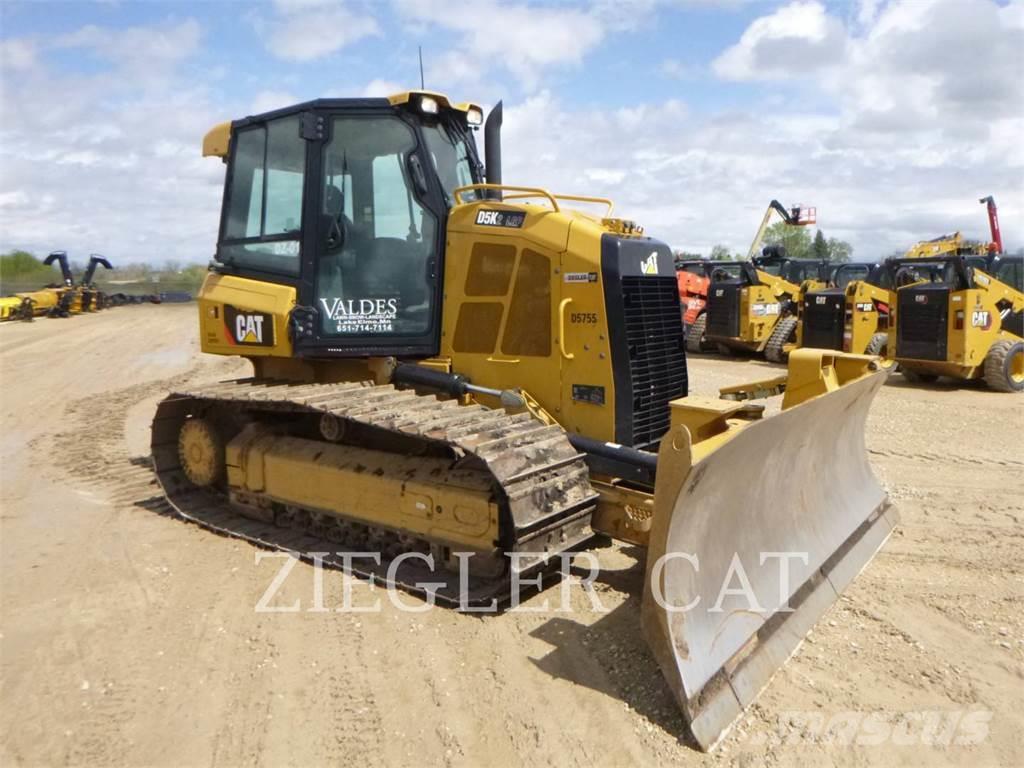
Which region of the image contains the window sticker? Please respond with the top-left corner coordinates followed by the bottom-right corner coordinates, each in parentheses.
top-left (319, 297), bottom-right (400, 334)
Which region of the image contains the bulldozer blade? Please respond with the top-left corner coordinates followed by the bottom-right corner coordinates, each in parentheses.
top-left (641, 365), bottom-right (895, 751)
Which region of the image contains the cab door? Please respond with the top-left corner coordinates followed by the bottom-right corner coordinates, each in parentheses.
top-left (294, 109), bottom-right (449, 358)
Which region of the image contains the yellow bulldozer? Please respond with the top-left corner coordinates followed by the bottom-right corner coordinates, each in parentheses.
top-left (150, 91), bottom-right (897, 749)
top-left (888, 253), bottom-right (1023, 391)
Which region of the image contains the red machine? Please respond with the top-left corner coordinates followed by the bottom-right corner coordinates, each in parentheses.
top-left (675, 260), bottom-right (710, 327)
top-left (980, 195), bottom-right (1003, 254)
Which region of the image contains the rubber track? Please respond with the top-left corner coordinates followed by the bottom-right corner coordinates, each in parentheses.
top-left (151, 378), bottom-right (600, 607)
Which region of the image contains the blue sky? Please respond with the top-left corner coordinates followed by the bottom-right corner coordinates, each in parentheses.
top-left (1, 0), bottom-right (1021, 264)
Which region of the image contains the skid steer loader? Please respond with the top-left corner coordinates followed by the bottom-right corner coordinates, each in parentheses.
top-left (797, 261), bottom-right (896, 366)
top-left (889, 254), bottom-right (1023, 391)
top-left (150, 91), bottom-right (896, 749)
top-left (700, 254), bottom-right (830, 360)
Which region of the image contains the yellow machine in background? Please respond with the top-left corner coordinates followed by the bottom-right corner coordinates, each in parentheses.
top-left (890, 254), bottom-right (1023, 391)
top-left (0, 252), bottom-right (113, 321)
top-left (797, 261), bottom-right (897, 366)
top-left (700, 256), bottom-right (828, 360)
top-left (695, 201), bottom-right (823, 360)
top-left (150, 91), bottom-right (895, 749)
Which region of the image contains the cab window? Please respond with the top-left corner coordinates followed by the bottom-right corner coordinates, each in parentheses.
top-left (220, 116), bottom-right (306, 275)
top-left (421, 121), bottom-right (478, 204)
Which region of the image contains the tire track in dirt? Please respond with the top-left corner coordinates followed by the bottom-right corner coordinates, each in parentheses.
top-left (48, 364), bottom-right (390, 767)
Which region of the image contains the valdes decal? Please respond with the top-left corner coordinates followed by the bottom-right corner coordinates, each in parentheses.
top-left (640, 252), bottom-right (659, 275)
top-left (751, 303), bottom-right (781, 317)
top-left (971, 310), bottom-right (992, 329)
top-left (224, 305), bottom-right (274, 346)
top-left (475, 209), bottom-right (526, 228)
top-left (564, 272), bottom-right (598, 283)
top-left (320, 297), bottom-right (399, 334)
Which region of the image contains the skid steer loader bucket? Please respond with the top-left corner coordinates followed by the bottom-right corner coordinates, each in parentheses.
top-left (641, 352), bottom-right (895, 750)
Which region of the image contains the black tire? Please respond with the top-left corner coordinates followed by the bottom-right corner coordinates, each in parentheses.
top-left (983, 339), bottom-right (1024, 393)
top-left (765, 316), bottom-right (798, 363)
top-left (686, 313), bottom-right (708, 354)
top-left (901, 367), bottom-right (938, 385)
top-left (864, 332), bottom-right (897, 370)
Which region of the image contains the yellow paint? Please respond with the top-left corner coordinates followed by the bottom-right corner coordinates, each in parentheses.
top-left (202, 121), bottom-right (231, 158)
top-left (198, 272), bottom-right (296, 358)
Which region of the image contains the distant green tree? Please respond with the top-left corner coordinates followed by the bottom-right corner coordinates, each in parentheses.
top-left (709, 244), bottom-right (734, 261)
top-left (673, 250), bottom-right (703, 262)
top-left (826, 237), bottom-right (853, 263)
top-left (812, 230), bottom-right (829, 260)
top-left (0, 250), bottom-right (61, 292)
top-left (762, 221), bottom-right (812, 259)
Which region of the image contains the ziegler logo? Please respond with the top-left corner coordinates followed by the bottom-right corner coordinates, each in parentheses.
top-left (640, 252), bottom-right (659, 275)
top-left (971, 310), bottom-right (992, 329)
top-left (475, 209), bottom-right (526, 228)
top-left (224, 305), bottom-right (274, 346)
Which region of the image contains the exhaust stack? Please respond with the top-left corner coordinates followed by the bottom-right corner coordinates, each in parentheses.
top-left (484, 100), bottom-right (503, 200)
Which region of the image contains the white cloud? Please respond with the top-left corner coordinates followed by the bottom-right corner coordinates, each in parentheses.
top-left (660, 58), bottom-right (700, 80)
top-left (360, 79), bottom-right (404, 98)
top-left (0, 20), bottom-right (226, 265)
top-left (250, 90), bottom-right (300, 114)
top-left (55, 19), bottom-right (201, 69)
top-left (259, 0), bottom-right (380, 62)
top-left (713, 1), bottom-right (846, 80)
top-left (691, 0), bottom-right (1023, 253)
top-left (394, 0), bottom-right (605, 91)
top-left (0, 39), bottom-right (36, 71)
top-left (494, 88), bottom-right (1021, 258)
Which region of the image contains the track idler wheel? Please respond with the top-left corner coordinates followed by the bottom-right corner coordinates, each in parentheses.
top-left (178, 418), bottom-right (226, 487)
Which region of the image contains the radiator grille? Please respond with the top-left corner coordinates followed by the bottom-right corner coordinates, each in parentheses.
top-left (621, 276), bottom-right (687, 448)
top-left (802, 290), bottom-right (845, 350)
top-left (898, 286), bottom-right (949, 361)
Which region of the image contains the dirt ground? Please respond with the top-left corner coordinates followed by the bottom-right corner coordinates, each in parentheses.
top-left (1, 304), bottom-right (1021, 768)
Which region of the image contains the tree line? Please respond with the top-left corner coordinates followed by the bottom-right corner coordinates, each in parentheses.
top-left (677, 223), bottom-right (854, 262)
top-left (0, 251), bottom-right (208, 294)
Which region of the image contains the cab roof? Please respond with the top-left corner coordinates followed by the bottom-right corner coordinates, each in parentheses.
top-left (202, 90), bottom-right (482, 158)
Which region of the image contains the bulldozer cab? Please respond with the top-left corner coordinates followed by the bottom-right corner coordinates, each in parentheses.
top-left (209, 93), bottom-right (484, 358)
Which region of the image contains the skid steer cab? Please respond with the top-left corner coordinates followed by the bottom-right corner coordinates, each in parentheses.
top-left (888, 254), bottom-right (1024, 391)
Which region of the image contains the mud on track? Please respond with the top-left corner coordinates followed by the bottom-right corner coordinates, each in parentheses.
top-left (1, 305), bottom-right (1022, 767)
